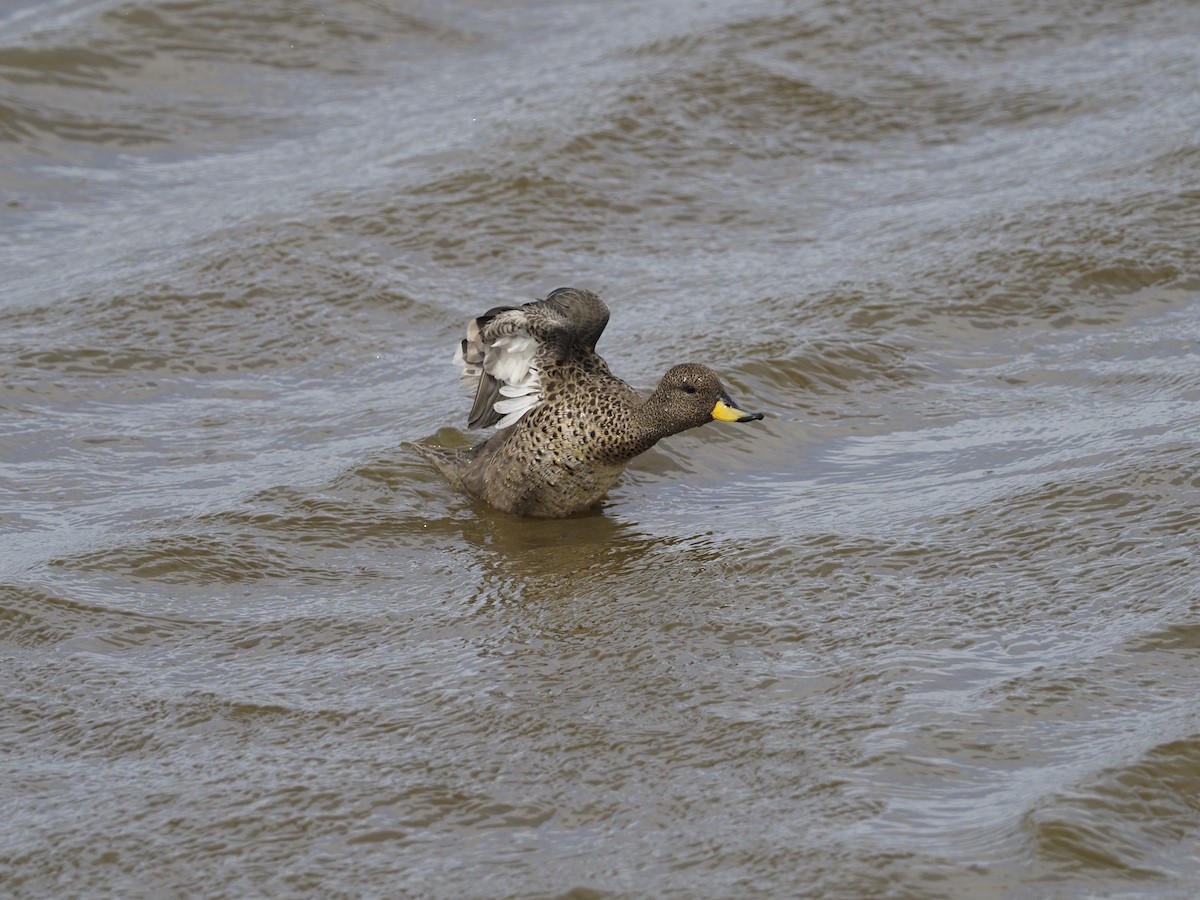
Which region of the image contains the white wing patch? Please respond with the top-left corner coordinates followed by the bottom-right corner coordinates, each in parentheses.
top-left (453, 329), bottom-right (543, 429)
top-left (487, 334), bottom-right (541, 428)
top-left (487, 334), bottom-right (537, 384)
top-left (492, 376), bottom-right (541, 429)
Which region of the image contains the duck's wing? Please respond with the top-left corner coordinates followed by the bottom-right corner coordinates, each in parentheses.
top-left (452, 288), bottom-right (610, 430)
top-left (540, 286), bottom-right (610, 352)
top-left (455, 304), bottom-right (542, 430)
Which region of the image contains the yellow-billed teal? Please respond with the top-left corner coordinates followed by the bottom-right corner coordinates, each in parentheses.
top-left (414, 287), bottom-right (763, 517)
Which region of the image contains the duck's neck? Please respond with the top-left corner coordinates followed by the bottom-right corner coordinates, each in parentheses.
top-left (619, 388), bottom-right (689, 459)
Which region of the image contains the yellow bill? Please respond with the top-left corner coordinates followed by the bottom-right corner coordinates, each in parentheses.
top-left (712, 397), bottom-right (765, 423)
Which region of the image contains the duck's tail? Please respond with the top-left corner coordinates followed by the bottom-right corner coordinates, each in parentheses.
top-left (406, 441), bottom-right (474, 488)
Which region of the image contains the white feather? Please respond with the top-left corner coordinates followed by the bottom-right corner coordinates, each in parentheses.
top-left (498, 382), bottom-right (533, 397)
top-left (451, 317), bottom-right (545, 428)
top-left (494, 395), bottom-right (535, 415)
top-left (486, 334), bottom-right (538, 384)
top-left (492, 363), bottom-right (542, 428)
top-left (493, 392), bottom-right (541, 429)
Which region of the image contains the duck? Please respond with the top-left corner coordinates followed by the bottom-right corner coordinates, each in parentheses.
top-left (413, 287), bottom-right (763, 517)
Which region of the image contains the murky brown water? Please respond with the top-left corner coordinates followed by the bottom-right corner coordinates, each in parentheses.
top-left (3, 0), bottom-right (1199, 896)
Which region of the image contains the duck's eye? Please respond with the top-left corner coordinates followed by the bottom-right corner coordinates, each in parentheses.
top-left (682, 384), bottom-right (698, 394)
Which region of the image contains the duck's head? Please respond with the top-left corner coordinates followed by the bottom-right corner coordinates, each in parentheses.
top-left (649, 363), bottom-right (764, 435)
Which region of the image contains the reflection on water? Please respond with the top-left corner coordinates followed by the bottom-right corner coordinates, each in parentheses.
top-left (3, 0), bottom-right (1200, 895)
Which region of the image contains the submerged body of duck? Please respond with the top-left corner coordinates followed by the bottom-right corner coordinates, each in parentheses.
top-left (415, 287), bottom-right (763, 517)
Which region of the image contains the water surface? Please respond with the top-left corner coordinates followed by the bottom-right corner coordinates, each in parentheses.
top-left (3, 0), bottom-right (1199, 896)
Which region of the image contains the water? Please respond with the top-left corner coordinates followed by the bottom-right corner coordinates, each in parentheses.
top-left (3, 0), bottom-right (1199, 896)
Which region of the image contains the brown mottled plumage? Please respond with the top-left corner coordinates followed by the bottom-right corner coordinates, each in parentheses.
top-left (414, 287), bottom-right (763, 517)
